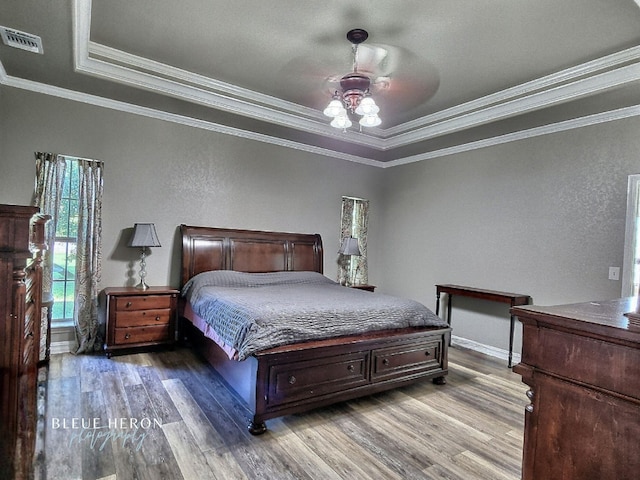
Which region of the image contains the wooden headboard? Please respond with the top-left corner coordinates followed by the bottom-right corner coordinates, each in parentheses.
top-left (180, 225), bottom-right (324, 287)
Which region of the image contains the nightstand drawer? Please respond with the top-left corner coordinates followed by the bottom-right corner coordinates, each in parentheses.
top-left (115, 295), bottom-right (172, 311)
top-left (114, 324), bottom-right (170, 344)
top-left (114, 308), bottom-right (172, 327)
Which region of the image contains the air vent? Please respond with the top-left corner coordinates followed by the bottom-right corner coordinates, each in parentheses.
top-left (0, 26), bottom-right (43, 54)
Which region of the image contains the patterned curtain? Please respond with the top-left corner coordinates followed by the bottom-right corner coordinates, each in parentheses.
top-left (33, 153), bottom-right (66, 295)
top-left (338, 196), bottom-right (370, 286)
top-left (74, 159), bottom-right (104, 354)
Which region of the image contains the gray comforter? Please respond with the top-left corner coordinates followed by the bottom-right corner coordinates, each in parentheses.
top-left (182, 270), bottom-right (447, 360)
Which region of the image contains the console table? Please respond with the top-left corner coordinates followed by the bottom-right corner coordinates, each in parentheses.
top-left (435, 284), bottom-right (531, 367)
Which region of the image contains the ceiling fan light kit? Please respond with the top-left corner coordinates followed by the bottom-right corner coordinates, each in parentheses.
top-left (323, 29), bottom-right (382, 130)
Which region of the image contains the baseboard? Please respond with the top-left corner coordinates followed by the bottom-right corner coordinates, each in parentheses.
top-left (50, 335), bottom-right (520, 363)
top-left (50, 340), bottom-right (74, 355)
top-left (451, 335), bottom-right (521, 365)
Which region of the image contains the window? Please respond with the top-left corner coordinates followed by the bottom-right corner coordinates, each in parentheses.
top-left (338, 196), bottom-right (369, 286)
top-left (52, 160), bottom-right (79, 321)
top-left (34, 152), bottom-right (104, 353)
top-left (623, 174), bottom-right (640, 297)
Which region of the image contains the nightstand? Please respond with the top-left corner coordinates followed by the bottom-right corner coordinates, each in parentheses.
top-left (350, 284), bottom-right (376, 292)
top-left (103, 286), bottom-right (178, 358)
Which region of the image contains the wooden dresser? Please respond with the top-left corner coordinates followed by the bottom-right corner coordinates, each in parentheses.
top-left (0, 204), bottom-right (49, 479)
top-left (512, 298), bottom-right (640, 480)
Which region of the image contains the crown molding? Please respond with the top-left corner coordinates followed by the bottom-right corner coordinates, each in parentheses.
top-left (383, 105), bottom-right (640, 168)
top-left (73, 0), bottom-right (640, 152)
top-left (384, 57), bottom-right (640, 149)
top-left (2, 64), bottom-right (640, 168)
top-left (73, 1), bottom-right (385, 151)
top-left (0, 68), bottom-right (382, 167)
top-left (2, 1), bottom-right (639, 169)
top-left (88, 42), bottom-right (327, 121)
top-left (382, 45), bottom-right (640, 139)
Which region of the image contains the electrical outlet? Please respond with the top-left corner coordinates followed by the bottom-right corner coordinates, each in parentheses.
top-left (608, 267), bottom-right (620, 281)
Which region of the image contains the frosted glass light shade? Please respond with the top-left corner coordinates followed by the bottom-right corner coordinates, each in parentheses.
top-left (331, 114), bottom-right (353, 129)
top-left (359, 114), bottom-right (381, 127)
top-left (355, 97), bottom-right (379, 115)
top-left (323, 99), bottom-right (345, 117)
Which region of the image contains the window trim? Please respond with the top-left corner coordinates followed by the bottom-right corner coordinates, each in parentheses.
top-left (622, 174), bottom-right (640, 297)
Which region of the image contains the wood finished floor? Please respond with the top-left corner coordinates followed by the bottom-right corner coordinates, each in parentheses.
top-left (36, 346), bottom-right (527, 480)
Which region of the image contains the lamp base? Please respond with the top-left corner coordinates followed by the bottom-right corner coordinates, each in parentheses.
top-left (136, 249), bottom-right (150, 290)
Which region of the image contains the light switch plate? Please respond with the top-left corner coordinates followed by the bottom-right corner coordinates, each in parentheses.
top-left (608, 266), bottom-right (620, 281)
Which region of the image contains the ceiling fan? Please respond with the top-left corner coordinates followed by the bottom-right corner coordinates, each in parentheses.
top-left (323, 29), bottom-right (383, 129)
top-left (320, 28), bottom-right (440, 131)
top-left (279, 27), bottom-right (440, 130)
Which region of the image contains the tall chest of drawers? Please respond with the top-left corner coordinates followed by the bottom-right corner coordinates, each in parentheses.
top-left (103, 286), bottom-right (178, 357)
top-left (0, 204), bottom-right (48, 480)
top-left (512, 298), bottom-right (640, 480)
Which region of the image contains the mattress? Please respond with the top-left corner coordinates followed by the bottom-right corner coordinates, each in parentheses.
top-left (182, 270), bottom-right (447, 360)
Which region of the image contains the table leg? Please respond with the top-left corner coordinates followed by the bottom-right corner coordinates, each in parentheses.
top-left (447, 294), bottom-right (452, 346)
top-left (436, 291), bottom-right (441, 316)
top-left (508, 314), bottom-right (515, 368)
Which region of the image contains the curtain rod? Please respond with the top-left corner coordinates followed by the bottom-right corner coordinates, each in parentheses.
top-left (60, 153), bottom-right (103, 164)
top-left (35, 152), bottom-right (103, 165)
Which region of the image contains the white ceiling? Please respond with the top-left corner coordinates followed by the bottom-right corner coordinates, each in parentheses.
top-left (2, 0), bottom-right (640, 166)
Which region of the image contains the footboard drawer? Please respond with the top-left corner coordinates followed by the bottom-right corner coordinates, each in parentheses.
top-left (266, 351), bottom-right (370, 406)
top-left (372, 339), bottom-right (444, 381)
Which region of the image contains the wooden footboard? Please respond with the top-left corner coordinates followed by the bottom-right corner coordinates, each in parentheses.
top-left (185, 321), bottom-right (450, 434)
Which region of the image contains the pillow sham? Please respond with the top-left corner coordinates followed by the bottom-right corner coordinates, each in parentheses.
top-left (182, 270), bottom-right (335, 296)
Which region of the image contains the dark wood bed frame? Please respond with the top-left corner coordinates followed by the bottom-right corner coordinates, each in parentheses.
top-left (179, 224), bottom-right (450, 435)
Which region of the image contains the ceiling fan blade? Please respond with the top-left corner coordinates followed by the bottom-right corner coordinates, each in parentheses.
top-left (276, 30), bottom-right (441, 115)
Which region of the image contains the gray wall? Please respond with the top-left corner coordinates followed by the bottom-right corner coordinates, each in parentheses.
top-left (378, 118), bottom-right (639, 353)
top-left (2, 85), bottom-right (638, 355)
top-left (0, 87), bottom-right (386, 289)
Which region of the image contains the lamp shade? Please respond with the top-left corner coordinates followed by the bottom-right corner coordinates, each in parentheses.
top-left (330, 114), bottom-right (352, 129)
top-left (323, 99), bottom-right (345, 118)
top-left (338, 236), bottom-right (361, 256)
top-left (128, 223), bottom-right (161, 248)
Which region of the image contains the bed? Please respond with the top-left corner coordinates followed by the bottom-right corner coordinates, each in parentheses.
top-left (179, 224), bottom-right (451, 434)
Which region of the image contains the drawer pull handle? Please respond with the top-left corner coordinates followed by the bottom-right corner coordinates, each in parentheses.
top-left (126, 302), bottom-right (132, 308)
top-left (347, 364), bottom-right (354, 372)
top-left (382, 359), bottom-right (390, 366)
top-left (125, 333), bottom-right (131, 339)
top-left (288, 375), bottom-right (296, 385)
top-left (525, 389), bottom-right (535, 413)
top-left (155, 316), bottom-right (161, 321)
top-left (425, 351), bottom-right (431, 356)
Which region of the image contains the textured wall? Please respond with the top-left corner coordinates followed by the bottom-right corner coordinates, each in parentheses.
top-left (2, 85), bottom-right (639, 355)
top-left (0, 87), bottom-right (385, 289)
top-left (378, 117), bottom-right (640, 353)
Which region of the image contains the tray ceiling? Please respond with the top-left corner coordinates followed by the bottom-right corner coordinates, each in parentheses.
top-left (2, 0), bottom-right (640, 166)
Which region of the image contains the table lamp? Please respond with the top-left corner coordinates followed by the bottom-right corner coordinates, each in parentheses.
top-left (338, 236), bottom-right (361, 286)
top-left (128, 223), bottom-right (161, 290)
